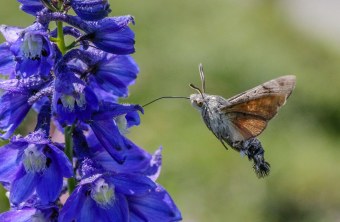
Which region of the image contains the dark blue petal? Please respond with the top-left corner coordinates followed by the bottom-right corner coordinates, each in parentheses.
top-left (90, 119), bottom-right (126, 162)
top-left (0, 208), bottom-right (36, 222)
top-left (36, 149), bottom-right (64, 203)
top-left (0, 92), bottom-right (31, 139)
top-left (84, 16), bottom-right (135, 55)
top-left (71, 0), bottom-right (111, 21)
top-left (0, 43), bottom-right (15, 75)
top-left (93, 102), bottom-right (143, 120)
top-left (59, 186), bottom-right (88, 222)
top-left (126, 111), bottom-right (141, 128)
top-left (97, 192), bottom-right (129, 222)
top-left (90, 54), bottom-right (139, 97)
top-left (0, 143), bottom-right (21, 183)
top-left (78, 197), bottom-right (100, 222)
top-left (48, 144), bottom-right (73, 178)
top-left (10, 167), bottom-right (39, 205)
top-left (129, 186), bottom-right (182, 222)
top-left (18, 0), bottom-right (45, 16)
top-left (108, 173), bottom-right (156, 196)
top-left (92, 138), bottom-right (151, 174)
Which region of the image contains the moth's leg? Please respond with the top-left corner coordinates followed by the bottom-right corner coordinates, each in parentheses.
top-left (219, 139), bottom-right (229, 150)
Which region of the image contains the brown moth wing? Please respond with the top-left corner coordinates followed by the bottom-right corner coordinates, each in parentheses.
top-left (221, 75), bottom-right (296, 140)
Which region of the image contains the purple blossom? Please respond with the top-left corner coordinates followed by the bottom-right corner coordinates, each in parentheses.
top-left (0, 0), bottom-right (182, 220)
top-left (59, 161), bottom-right (181, 222)
top-left (0, 23), bottom-right (55, 77)
top-left (0, 131), bottom-right (73, 205)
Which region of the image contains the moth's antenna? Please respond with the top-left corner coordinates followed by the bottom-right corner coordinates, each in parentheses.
top-left (142, 96), bottom-right (189, 107)
top-left (189, 83), bottom-right (204, 98)
top-left (199, 63), bottom-right (206, 93)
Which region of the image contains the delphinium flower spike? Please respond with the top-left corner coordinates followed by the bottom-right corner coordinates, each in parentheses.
top-left (0, 0), bottom-right (181, 221)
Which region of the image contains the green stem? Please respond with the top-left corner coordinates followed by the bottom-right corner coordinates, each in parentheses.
top-left (56, 21), bottom-right (66, 55)
top-left (65, 125), bottom-right (76, 193)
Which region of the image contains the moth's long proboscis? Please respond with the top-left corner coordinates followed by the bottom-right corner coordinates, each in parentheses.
top-left (142, 96), bottom-right (190, 107)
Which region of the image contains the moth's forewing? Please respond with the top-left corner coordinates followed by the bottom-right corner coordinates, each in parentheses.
top-left (221, 75), bottom-right (296, 140)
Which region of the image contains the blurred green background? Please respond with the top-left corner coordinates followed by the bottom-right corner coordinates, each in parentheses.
top-left (1, 0), bottom-right (340, 221)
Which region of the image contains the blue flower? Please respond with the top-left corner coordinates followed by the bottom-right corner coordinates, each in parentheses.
top-left (0, 131), bottom-right (73, 205)
top-left (0, 23), bottom-right (55, 77)
top-left (71, 0), bottom-right (112, 21)
top-left (53, 70), bottom-right (98, 126)
top-left (59, 161), bottom-right (181, 222)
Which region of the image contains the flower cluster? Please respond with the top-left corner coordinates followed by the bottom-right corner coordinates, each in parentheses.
top-left (0, 0), bottom-right (181, 221)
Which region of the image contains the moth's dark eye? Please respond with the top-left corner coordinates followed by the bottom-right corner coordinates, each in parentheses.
top-left (196, 101), bottom-right (203, 107)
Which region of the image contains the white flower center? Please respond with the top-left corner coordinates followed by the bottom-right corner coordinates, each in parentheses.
top-left (21, 33), bottom-right (43, 59)
top-left (23, 144), bottom-right (46, 173)
top-left (91, 178), bottom-right (115, 207)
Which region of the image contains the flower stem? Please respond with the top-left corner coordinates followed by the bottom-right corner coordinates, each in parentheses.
top-left (57, 21), bottom-right (75, 193)
top-left (56, 21), bottom-right (66, 55)
top-left (65, 125), bottom-right (76, 193)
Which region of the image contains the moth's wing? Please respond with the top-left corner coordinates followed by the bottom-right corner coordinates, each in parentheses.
top-left (221, 75), bottom-right (296, 140)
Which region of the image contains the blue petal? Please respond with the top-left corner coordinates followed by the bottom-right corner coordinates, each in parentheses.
top-left (97, 192), bottom-right (129, 222)
top-left (78, 197), bottom-right (100, 222)
top-left (90, 119), bottom-right (126, 162)
top-left (84, 16), bottom-right (135, 55)
top-left (129, 186), bottom-right (182, 222)
top-left (36, 148), bottom-right (64, 203)
top-left (59, 186), bottom-right (87, 222)
top-left (0, 43), bottom-right (15, 75)
top-left (0, 92), bottom-right (31, 139)
top-left (48, 144), bottom-right (73, 178)
top-left (10, 167), bottom-right (39, 205)
top-left (109, 173), bottom-right (156, 196)
top-left (18, 0), bottom-right (44, 16)
top-left (92, 102), bottom-right (143, 120)
top-left (0, 208), bottom-right (36, 222)
top-left (71, 0), bottom-right (111, 21)
top-left (0, 143), bottom-right (21, 183)
top-left (91, 54), bottom-right (139, 97)
top-left (93, 141), bottom-right (150, 174)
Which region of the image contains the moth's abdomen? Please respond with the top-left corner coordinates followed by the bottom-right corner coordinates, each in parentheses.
top-left (238, 138), bottom-right (270, 178)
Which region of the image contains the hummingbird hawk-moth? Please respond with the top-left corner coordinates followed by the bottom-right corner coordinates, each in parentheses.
top-left (189, 64), bottom-right (296, 178)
